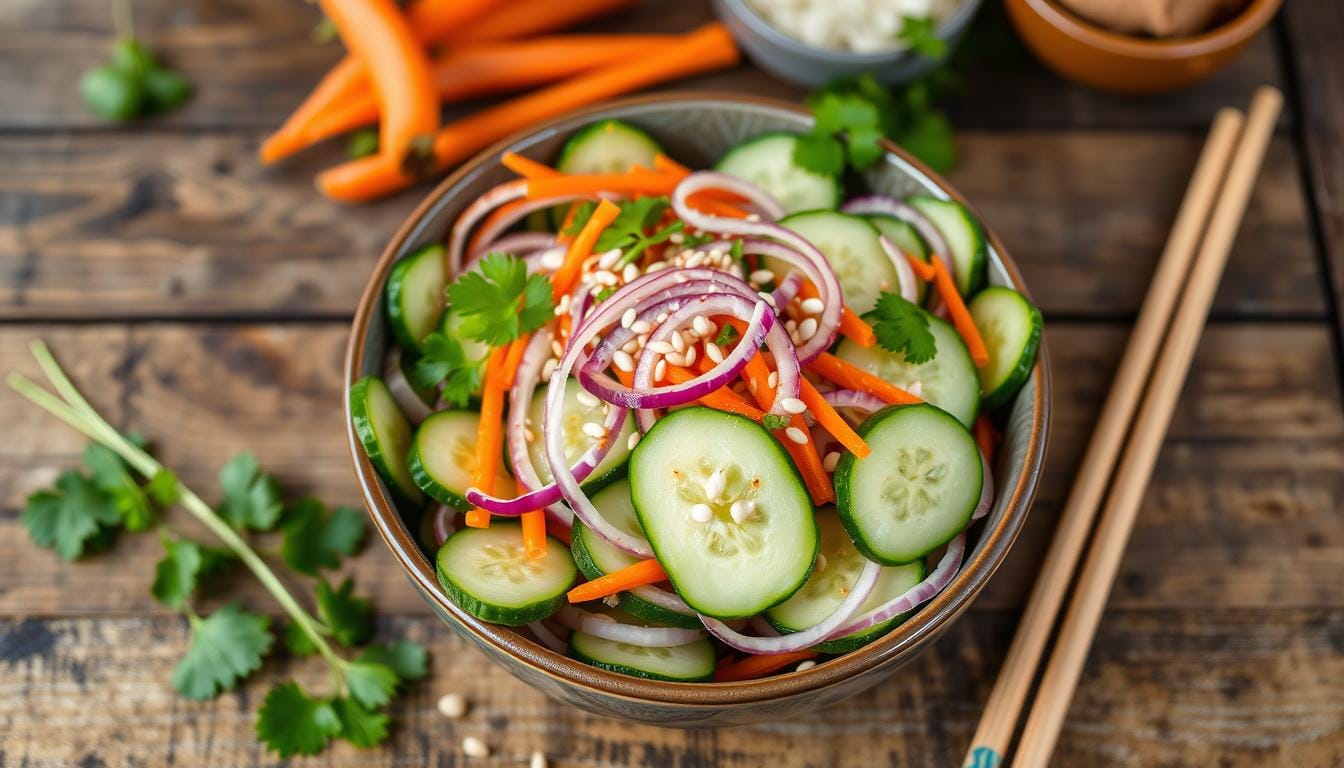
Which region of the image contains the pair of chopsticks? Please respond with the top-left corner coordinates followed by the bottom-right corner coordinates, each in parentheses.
top-left (961, 86), bottom-right (1284, 768)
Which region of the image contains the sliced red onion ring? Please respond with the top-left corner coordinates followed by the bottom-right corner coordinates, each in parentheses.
top-left (827, 533), bottom-right (967, 639)
top-left (974, 449), bottom-right (994, 521)
top-left (878, 235), bottom-right (921, 304)
top-left (840, 196), bottom-right (956, 289)
top-left (446, 179), bottom-right (526, 274)
top-left (749, 615), bottom-right (781, 637)
top-left (717, 236), bottom-right (843, 364)
top-left (527, 620), bottom-right (568, 654)
top-left (699, 560), bottom-right (881, 654)
top-left (771, 270), bottom-right (805, 306)
top-left (555, 606), bottom-right (704, 647)
top-left (675, 170), bottom-right (787, 221)
top-left (467, 231), bottom-right (557, 266)
top-left (431, 504), bottom-right (455, 546)
top-left (383, 350), bottom-right (432, 424)
top-left (820, 388), bottom-right (887, 415)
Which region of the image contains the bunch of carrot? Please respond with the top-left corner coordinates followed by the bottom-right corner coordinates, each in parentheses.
top-left (262, 0), bottom-right (741, 202)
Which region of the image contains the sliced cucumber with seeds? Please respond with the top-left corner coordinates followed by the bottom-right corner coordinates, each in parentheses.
top-left (436, 524), bottom-right (576, 625)
top-left (528, 378), bottom-right (636, 494)
top-left (570, 481), bottom-right (700, 629)
top-left (408, 410), bottom-right (515, 510)
top-left (868, 214), bottom-right (931, 304)
top-left (907, 196), bottom-right (987, 298)
top-left (969, 287), bottom-right (1043, 411)
top-left (439, 305), bottom-right (492, 367)
top-left (385, 244), bottom-right (448, 354)
top-left (715, 132), bottom-right (841, 214)
top-left (778, 211), bottom-right (903, 315)
top-left (556, 119), bottom-right (662, 174)
top-left (836, 314), bottom-right (980, 427)
top-left (569, 630), bottom-right (716, 682)
top-left (766, 507), bottom-right (926, 654)
top-left (835, 404), bottom-right (982, 565)
top-left (350, 376), bottom-right (423, 504)
top-left (629, 407), bottom-right (817, 620)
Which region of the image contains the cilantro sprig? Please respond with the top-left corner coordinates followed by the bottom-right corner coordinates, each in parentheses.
top-left (566, 197), bottom-right (685, 267)
top-left (898, 16), bottom-right (947, 59)
top-left (447, 251), bottom-right (555, 347)
top-left (9, 341), bottom-right (427, 758)
top-left (80, 0), bottom-right (191, 121)
top-left (872, 292), bottom-right (937, 363)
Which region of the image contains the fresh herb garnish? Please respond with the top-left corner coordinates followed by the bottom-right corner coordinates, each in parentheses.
top-left (585, 197), bottom-right (686, 267)
top-left (762, 413), bottom-right (791, 430)
top-left (8, 341), bottom-right (427, 758)
top-left (347, 129), bottom-right (380, 160)
top-left (592, 285), bottom-right (617, 303)
top-left (714, 323), bottom-right (740, 347)
top-left (80, 0), bottom-right (191, 121)
top-left (412, 332), bottom-right (484, 408)
top-left (447, 252), bottom-right (555, 346)
top-left (898, 16), bottom-right (947, 58)
top-left (872, 292), bottom-right (937, 363)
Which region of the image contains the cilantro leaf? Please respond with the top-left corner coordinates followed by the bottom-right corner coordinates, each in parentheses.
top-left (172, 603), bottom-right (273, 700)
top-left (333, 697), bottom-right (390, 748)
top-left (152, 535), bottom-right (232, 609)
top-left (872, 292), bottom-right (937, 363)
top-left (343, 659), bottom-right (399, 709)
top-left (83, 443), bottom-right (156, 531)
top-left (281, 498), bottom-right (366, 575)
top-left (358, 641), bottom-right (428, 682)
top-left (802, 71), bottom-right (958, 175)
top-left (898, 16), bottom-right (948, 59)
top-left (412, 332), bottom-right (484, 408)
top-left (316, 577), bottom-right (375, 647)
top-left (591, 285), bottom-right (617, 303)
top-left (218, 453), bottom-right (282, 531)
top-left (894, 109), bottom-right (957, 173)
top-left (792, 131), bottom-right (845, 176)
top-left (256, 682), bottom-right (342, 758)
top-left (714, 324), bottom-right (739, 347)
top-left (23, 470), bottom-right (122, 561)
top-left (147, 468), bottom-right (181, 506)
top-left (762, 413), bottom-right (790, 430)
top-left (446, 253), bottom-right (555, 346)
top-left (285, 621), bottom-right (318, 656)
top-left (595, 196), bottom-right (669, 252)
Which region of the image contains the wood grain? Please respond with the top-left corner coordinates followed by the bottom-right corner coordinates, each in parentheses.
top-left (0, 611), bottom-right (1339, 767)
top-left (3, 322), bottom-right (1340, 618)
top-left (0, 132), bottom-right (1319, 320)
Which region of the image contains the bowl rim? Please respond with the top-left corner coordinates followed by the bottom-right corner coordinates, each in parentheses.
top-left (345, 92), bottom-right (1050, 706)
top-left (1017, 0), bottom-right (1283, 59)
top-left (716, 0), bottom-right (984, 63)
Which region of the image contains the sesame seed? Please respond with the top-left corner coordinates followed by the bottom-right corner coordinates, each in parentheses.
top-left (685, 251), bottom-right (706, 268)
top-left (757, 291), bottom-right (778, 307)
top-left (785, 427), bottom-right (808, 445)
top-left (654, 358), bottom-right (668, 382)
top-left (690, 503), bottom-right (713, 522)
top-left (598, 248), bottom-right (623, 269)
top-left (551, 340), bottom-right (565, 358)
top-left (784, 319), bottom-right (798, 334)
top-left (684, 346), bottom-right (697, 366)
top-left (582, 421), bottom-right (606, 439)
top-left (801, 297), bottom-right (825, 314)
top-left (671, 331), bottom-right (686, 352)
top-left (815, 553), bottom-right (828, 573)
top-left (524, 427), bottom-right (536, 443)
top-left (627, 432), bottom-right (641, 450)
top-left (879, 280), bottom-right (891, 291)
top-left (704, 469), bottom-right (726, 500)
top-left (749, 269), bottom-right (775, 285)
top-left (462, 736), bottom-right (489, 758)
top-left (669, 232), bottom-right (685, 244)
top-left (636, 334), bottom-right (649, 347)
top-left (620, 307), bottom-right (637, 328)
top-left (782, 397), bottom-right (807, 414)
top-left (795, 660), bottom-right (817, 671)
top-left (438, 693), bottom-right (467, 719)
top-left (822, 451), bottom-right (841, 472)
top-left (541, 358), bottom-right (558, 381)
top-left (705, 342), bottom-right (724, 363)
top-left (647, 340), bottom-right (674, 355)
top-left (540, 249), bottom-right (565, 270)
top-left (595, 270), bottom-right (620, 286)
top-left (692, 316), bottom-right (713, 337)
top-left (612, 350), bottom-right (634, 372)
top-left (908, 380), bottom-right (923, 397)
top-left (664, 352), bottom-right (687, 368)
top-left (645, 261), bottom-right (669, 273)
top-left (622, 263), bottom-right (641, 283)
top-left (798, 318), bottom-right (818, 341)
top-left (729, 500), bottom-right (752, 524)
top-left (576, 389), bottom-right (600, 407)
top-left (531, 751), bottom-right (549, 768)
top-left (630, 319), bottom-right (652, 334)
top-left (746, 213), bottom-right (762, 222)
top-left (656, 312), bottom-right (669, 324)
top-left (674, 274), bottom-right (688, 284)
top-left (602, 594), bottom-right (620, 608)
top-left (621, 338), bottom-right (639, 354)
top-left (768, 371), bottom-right (779, 388)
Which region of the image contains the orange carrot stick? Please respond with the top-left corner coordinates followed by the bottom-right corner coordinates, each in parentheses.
top-left (798, 377), bottom-right (870, 459)
top-left (406, 0), bottom-right (512, 45)
top-left (461, 0), bottom-right (636, 43)
top-left (260, 56), bottom-right (366, 164)
top-left (666, 367), bottom-right (766, 421)
top-left (501, 151), bottom-right (560, 179)
top-left (525, 172), bottom-right (681, 200)
top-left (551, 199), bottom-right (621, 298)
top-left (687, 193), bottom-right (750, 219)
top-left (931, 257), bottom-right (989, 367)
top-left (521, 508), bottom-right (547, 560)
top-left (906, 252), bottom-right (936, 281)
top-left (653, 152), bottom-right (692, 178)
top-left (797, 280), bottom-right (875, 347)
top-left (738, 351), bottom-right (833, 505)
top-left (810, 352), bottom-right (922, 406)
top-left (566, 558), bottom-right (669, 603)
top-left (465, 346), bottom-right (509, 528)
top-left (316, 23), bottom-right (740, 202)
top-left (499, 334), bottom-right (530, 389)
top-left (466, 198), bottom-right (530, 257)
top-left (714, 651), bottom-right (819, 682)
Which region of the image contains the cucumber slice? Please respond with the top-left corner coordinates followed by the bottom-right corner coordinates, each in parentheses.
top-left (907, 196), bottom-right (987, 297)
top-left (969, 287), bottom-right (1043, 411)
top-left (350, 376), bottom-right (423, 504)
top-left (629, 407), bottom-right (817, 619)
top-left (835, 404), bottom-right (982, 565)
top-left (569, 630), bottom-right (716, 682)
top-left (570, 481), bottom-right (700, 629)
top-left (408, 410), bottom-right (515, 510)
top-left (527, 378), bottom-right (636, 493)
top-left (439, 306), bottom-right (492, 367)
top-left (836, 314), bottom-right (980, 427)
top-left (436, 524), bottom-right (576, 625)
top-left (385, 244), bottom-right (447, 354)
top-left (766, 507), bottom-right (925, 654)
top-left (778, 211), bottom-right (903, 315)
top-left (715, 132), bottom-right (841, 214)
top-left (867, 214), bottom-right (931, 304)
top-left (556, 119), bottom-right (662, 174)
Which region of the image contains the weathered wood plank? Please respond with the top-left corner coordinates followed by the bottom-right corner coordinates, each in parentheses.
top-left (2, 322), bottom-right (1340, 617)
top-left (0, 132), bottom-right (1320, 319)
top-left (0, 611), bottom-right (1339, 766)
top-left (0, 0), bottom-right (1287, 132)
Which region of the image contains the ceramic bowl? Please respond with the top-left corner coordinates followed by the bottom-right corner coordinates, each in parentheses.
top-left (346, 93), bottom-right (1050, 726)
top-left (711, 0), bottom-right (984, 87)
top-left (1005, 0), bottom-right (1283, 94)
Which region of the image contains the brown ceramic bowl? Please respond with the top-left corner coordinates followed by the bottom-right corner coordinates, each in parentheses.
top-left (345, 94), bottom-right (1050, 726)
top-left (1005, 0), bottom-right (1283, 94)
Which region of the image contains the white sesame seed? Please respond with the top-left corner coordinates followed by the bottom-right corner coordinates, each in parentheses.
top-left (612, 350), bottom-right (634, 372)
top-left (621, 338), bottom-right (638, 354)
top-left (551, 340), bottom-right (565, 358)
top-left (674, 274), bottom-right (688, 284)
top-left (541, 358), bottom-right (558, 381)
top-left (620, 307), bottom-right (637, 328)
top-left (524, 427), bottom-right (536, 443)
top-left (647, 340), bottom-right (674, 355)
top-left (654, 358), bottom-right (668, 382)
top-left (690, 503), bottom-right (713, 522)
top-left (582, 421), bottom-right (606, 439)
top-left (576, 389), bottom-right (600, 407)
top-left (598, 248), bottom-right (623, 269)
top-left (664, 352), bottom-right (687, 368)
top-left (908, 380), bottom-right (923, 397)
top-left (879, 280), bottom-right (891, 291)
top-left (705, 342), bottom-right (724, 363)
top-left (656, 312), bottom-right (669, 323)
top-left (637, 334), bottom-right (649, 347)
top-left (729, 500), bottom-right (752, 524)
top-left (684, 346), bottom-right (697, 366)
top-left (785, 427), bottom-right (808, 445)
top-left (462, 736), bottom-right (489, 758)
top-left (627, 432), bottom-right (641, 450)
top-left (815, 553), bottom-right (828, 573)
top-left (595, 270), bottom-right (620, 286)
top-left (644, 261), bottom-right (668, 273)
top-left (669, 232), bottom-right (685, 244)
top-left (781, 397), bottom-right (807, 414)
top-left (670, 331), bottom-right (686, 353)
top-left (704, 469), bottom-right (726, 500)
top-left (438, 693), bottom-right (467, 719)
top-left (749, 380), bottom-right (758, 394)
top-left (768, 371), bottom-right (779, 389)
top-left (746, 214), bottom-right (762, 223)
top-left (685, 251), bottom-right (706, 268)
top-left (801, 297), bottom-right (825, 314)
top-left (784, 319), bottom-right (798, 335)
top-left (630, 319), bottom-right (652, 334)
top-left (531, 751), bottom-right (549, 768)
top-left (622, 263), bottom-right (641, 283)
top-left (798, 318), bottom-right (818, 341)
top-left (749, 269), bottom-right (775, 285)
top-left (795, 660), bottom-right (817, 671)
top-left (692, 316), bottom-right (713, 337)
top-left (822, 451), bottom-right (841, 473)
top-left (540, 249), bottom-right (565, 270)
top-left (757, 291), bottom-right (778, 307)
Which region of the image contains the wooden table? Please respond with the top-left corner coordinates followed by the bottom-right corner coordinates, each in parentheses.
top-left (3, 1), bottom-right (1342, 765)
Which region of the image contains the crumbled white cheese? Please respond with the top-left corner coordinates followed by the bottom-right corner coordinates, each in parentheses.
top-left (745, 0), bottom-right (960, 54)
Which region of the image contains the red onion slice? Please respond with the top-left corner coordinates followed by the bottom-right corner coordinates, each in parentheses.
top-left (841, 195), bottom-right (956, 289)
top-left (527, 620), bottom-right (568, 654)
top-left (383, 349), bottom-right (432, 425)
top-left (675, 170), bottom-right (787, 222)
top-left (699, 560), bottom-right (881, 654)
top-left (431, 504), bottom-right (455, 546)
top-left (555, 606), bottom-right (704, 647)
top-left (878, 235), bottom-right (921, 304)
top-left (973, 449), bottom-right (994, 521)
top-left (771, 270), bottom-right (805, 306)
top-left (820, 388), bottom-right (887, 415)
top-left (723, 237), bottom-right (843, 364)
top-left (827, 533), bottom-right (967, 638)
top-left (446, 179), bottom-right (526, 274)
top-left (628, 584), bottom-right (694, 615)
top-left (467, 231), bottom-right (558, 266)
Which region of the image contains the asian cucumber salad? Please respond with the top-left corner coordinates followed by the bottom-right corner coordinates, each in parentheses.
top-left (352, 120), bottom-right (1042, 683)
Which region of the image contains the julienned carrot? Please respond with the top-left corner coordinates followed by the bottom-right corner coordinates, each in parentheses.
top-left (931, 257), bottom-right (989, 367)
top-left (302, 37), bottom-right (680, 151)
top-left (525, 172), bottom-right (681, 200)
top-left (521, 508), bottom-right (547, 560)
top-left (552, 199), bottom-right (621, 298)
top-left (467, 198), bottom-right (529, 257)
top-left (797, 280), bottom-right (875, 347)
top-left (461, 0), bottom-right (637, 43)
top-left (810, 352), bottom-right (922, 406)
top-left (798, 378), bottom-right (870, 459)
top-left (465, 346), bottom-right (509, 529)
top-left (974, 413), bottom-right (999, 463)
top-left (566, 558), bottom-right (668, 603)
top-left (665, 366), bottom-right (766, 421)
top-left (906, 252), bottom-right (936, 281)
top-left (737, 349), bottom-right (834, 506)
top-left (260, 56), bottom-right (365, 164)
top-left (406, 0), bottom-right (511, 46)
top-left (687, 193), bottom-right (750, 219)
top-left (714, 650), bottom-right (819, 682)
top-left (316, 23), bottom-right (740, 202)
top-left (653, 152), bottom-right (692, 178)
top-left (501, 151), bottom-right (560, 179)
top-left (499, 334), bottom-right (531, 389)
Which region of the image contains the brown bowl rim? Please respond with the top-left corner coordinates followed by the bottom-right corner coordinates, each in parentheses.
top-left (345, 92), bottom-right (1050, 706)
top-left (1019, 0), bottom-right (1283, 59)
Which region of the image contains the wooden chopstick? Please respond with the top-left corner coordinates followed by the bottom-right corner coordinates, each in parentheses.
top-left (959, 106), bottom-right (1247, 768)
top-left (1011, 86), bottom-right (1283, 768)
